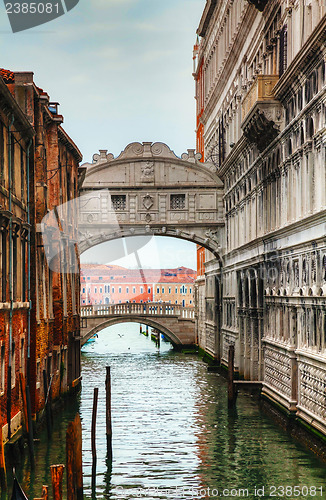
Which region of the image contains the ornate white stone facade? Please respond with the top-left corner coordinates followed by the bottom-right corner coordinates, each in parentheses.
top-left (194, 0), bottom-right (326, 434)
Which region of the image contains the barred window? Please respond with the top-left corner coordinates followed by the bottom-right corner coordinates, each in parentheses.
top-left (111, 195), bottom-right (126, 211)
top-left (170, 194), bottom-right (185, 210)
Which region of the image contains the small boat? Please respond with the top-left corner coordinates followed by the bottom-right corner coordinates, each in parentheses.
top-left (11, 477), bottom-right (28, 500)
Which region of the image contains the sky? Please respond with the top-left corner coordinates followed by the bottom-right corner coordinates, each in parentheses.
top-left (80, 236), bottom-right (197, 270)
top-left (1, 0), bottom-right (205, 269)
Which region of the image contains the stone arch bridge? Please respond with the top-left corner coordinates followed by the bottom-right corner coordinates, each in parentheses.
top-left (80, 303), bottom-right (196, 347)
top-left (77, 141), bottom-right (225, 257)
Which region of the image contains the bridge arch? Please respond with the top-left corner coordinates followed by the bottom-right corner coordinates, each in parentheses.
top-left (82, 317), bottom-right (184, 347)
top-left (79, 231), bottom-right (223, 264)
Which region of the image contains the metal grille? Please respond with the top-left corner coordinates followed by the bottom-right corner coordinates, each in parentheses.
top-left (111, 195), bottom-right (126, 211)
top-left (170, 194), bottom-right (185, 210)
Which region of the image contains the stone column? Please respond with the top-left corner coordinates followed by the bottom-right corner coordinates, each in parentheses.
top-left (250, 309), bottom-right (260, 381)
top-left (244, 311), bottom-right (250, 380)
top-left (304, 142), bottom-right (313, 214)
top-left (289, 306), bottom-right (298, 410)
top-left (281, 164), bottom-right (288, 225)
top-left (258, 307), bottom-right (264, 381)
top-left (129, 194), bottom-right (137, 224)
top-left (238, 308), bottom-right (245, 376)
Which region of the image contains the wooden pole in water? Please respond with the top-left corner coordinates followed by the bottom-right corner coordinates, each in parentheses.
top-left (43, 370), bottom-right (52, 438)
top-left (91, 387), bottom-right (98, 489)
top-left (106, 366), bottom-right (112, 462)
top-left (41, 485), bottom-right (49, 499)
top-left (50, 465), bottom-right (64, 500)
top-left (19, 373), bottom-right (28, 434)
top-left (26, 384), bottom-right (35, 468)
top-left (228, 345), bottom-right (236, 408)
top-left (33, 484), bottom-right (48, 500)
top-left (66, 414), bottom-right (83, 500)
top-left (157, 331), bottom-right (161, 349)
top-left (0, 426), bottom-right (6, 491)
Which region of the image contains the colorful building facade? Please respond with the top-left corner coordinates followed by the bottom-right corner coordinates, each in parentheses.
top-left (80, 265), bottom-right (196, 308)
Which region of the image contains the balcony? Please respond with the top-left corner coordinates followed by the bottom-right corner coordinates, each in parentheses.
top-left (241, 75), bottom-right (284, 152)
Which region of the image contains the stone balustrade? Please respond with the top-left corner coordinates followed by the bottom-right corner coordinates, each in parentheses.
top-left (81, 302), bottom-right (195, 320)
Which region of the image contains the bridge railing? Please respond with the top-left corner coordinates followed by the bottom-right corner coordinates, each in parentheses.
top-left (80, 302), bottom-right (195, 319)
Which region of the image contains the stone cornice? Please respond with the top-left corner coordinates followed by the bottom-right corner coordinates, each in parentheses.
top-left (197, 0), bottom-right (218, 38)
top-left (201, 4), bottom-right (256, 121)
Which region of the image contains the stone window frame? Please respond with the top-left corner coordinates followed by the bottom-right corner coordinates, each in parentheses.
top-left (111, 194), bottom-right (127, 211)
top-left (170, 193), bottom-right (186, 210)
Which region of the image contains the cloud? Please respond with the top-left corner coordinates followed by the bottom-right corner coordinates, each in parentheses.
top-left (0, 0), bottom-right (204, 158)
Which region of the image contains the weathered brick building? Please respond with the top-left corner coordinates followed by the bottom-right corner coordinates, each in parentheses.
top-left (0, 69), bottom-right (82, 440)
top-left (0, 72), bottom-right (35, 441)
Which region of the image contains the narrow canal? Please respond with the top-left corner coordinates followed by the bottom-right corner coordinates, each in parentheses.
top-left (15, 324), bottom-right (326, 499)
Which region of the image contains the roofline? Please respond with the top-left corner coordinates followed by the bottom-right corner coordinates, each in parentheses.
top-left (197, 0), bottom-right (218, 38)
top-left (58, 126), bottom-right (83, 162)
top-left (0, 76), bottom-right (35, 138)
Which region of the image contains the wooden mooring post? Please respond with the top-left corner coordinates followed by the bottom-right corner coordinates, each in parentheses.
top-left (26, 384), bottom-right (35, 468)
top-left (50, 465), bottom-right (64, 500)
top-left (106, 367), bottom-right (113, 462)
top-left (66, 414), bottom-right (83, 500)
top-left (33, 484), bottom-right (48, 500)
top-left (228, 345), bottom-right (237, 408)
top-left (43, 370), bottom-right (52, 439)
top-left (20, 373), bottom-right (35, 467)
top-left (91, 387), bottom-right (99, 490)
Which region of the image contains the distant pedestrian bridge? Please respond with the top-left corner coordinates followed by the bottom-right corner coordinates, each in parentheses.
top-left (80, 302), bottom-right (196, 347)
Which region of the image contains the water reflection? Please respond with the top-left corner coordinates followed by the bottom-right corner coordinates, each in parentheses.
top-left (13, 324), bottom-right (326, 499)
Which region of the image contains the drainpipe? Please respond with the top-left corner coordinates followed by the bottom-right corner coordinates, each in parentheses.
top-left (7, 114), bottom-right (14, 440)
top-left (26, 140), bottom-right (32, 386)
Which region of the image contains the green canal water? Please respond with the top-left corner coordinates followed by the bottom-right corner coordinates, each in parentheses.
top-left (12, 324), bottom-right (326, 498)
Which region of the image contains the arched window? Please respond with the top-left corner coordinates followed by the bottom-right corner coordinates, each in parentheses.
top-left (297, 88), bottom-right (302, 111)
top-left (302, 259), bottom-right (307, 284)
top-left (276, 148), bottom-right (281, 166)
top-left (305, 79), bottom-right (311, 103)
top-left (312, 70), bottom-right (318, 94)
top-left (307, 117), bottom-right (314, 139)
top-left (300, 126), bottom-right (304, 146)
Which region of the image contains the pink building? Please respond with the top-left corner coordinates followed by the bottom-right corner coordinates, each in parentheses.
top-left (80, 265), bottom-right (196, 307)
